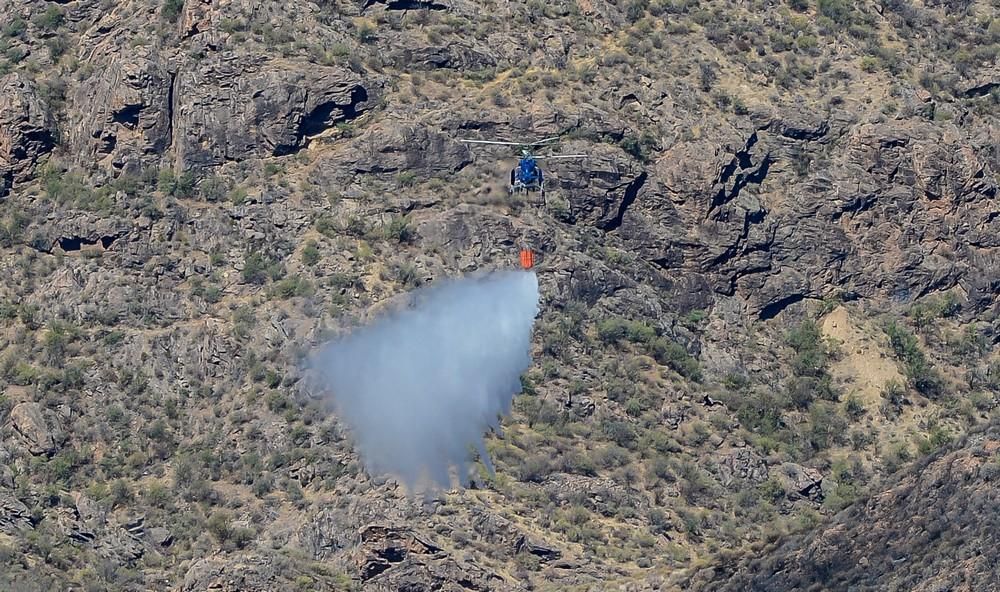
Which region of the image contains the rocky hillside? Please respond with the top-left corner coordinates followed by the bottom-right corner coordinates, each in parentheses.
top-left (685, 420), bottom-right (1000, 591)
top-left (1, 0), bottom-right (998, 590)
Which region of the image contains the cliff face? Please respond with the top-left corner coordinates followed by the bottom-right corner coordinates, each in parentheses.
top-left (0, 0), bottom-right (998, 590)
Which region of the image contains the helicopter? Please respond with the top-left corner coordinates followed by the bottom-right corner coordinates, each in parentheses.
top-left (458, 136), bottom-right (586, 200)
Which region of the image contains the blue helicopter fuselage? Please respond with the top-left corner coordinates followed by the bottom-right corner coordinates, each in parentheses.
top-left (516, 157), bottom-right (542, 186)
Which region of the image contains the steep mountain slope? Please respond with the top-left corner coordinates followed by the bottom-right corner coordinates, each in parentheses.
top-left (686, 420), bottom-right (1000, 591)
top-left (0, 0), bottom-right (998, 590)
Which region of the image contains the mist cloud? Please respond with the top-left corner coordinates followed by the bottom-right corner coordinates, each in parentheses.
top-left (311, 270), bottom-right (539, 491)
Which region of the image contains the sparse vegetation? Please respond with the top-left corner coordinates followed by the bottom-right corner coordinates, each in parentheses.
top-left (886, 321), bottom-right (942, 398)
top-left (161, 0), bottom-right (185, 22)
top-left (0, 0), bottom-right (995, 589)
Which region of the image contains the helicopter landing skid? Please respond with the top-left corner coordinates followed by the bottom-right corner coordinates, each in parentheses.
top-left (509, 182), bottom-right (545, 200)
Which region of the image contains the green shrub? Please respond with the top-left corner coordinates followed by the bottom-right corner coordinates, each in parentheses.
top-left (268, 276), bottom-right (313, 299)
top-left (161, 0), bottom-right (184, 22)
top-left (301, 241), bottom-right (320, 266)
top-left (519, 454), bottom-right (554, 482)
top-left (916, 423), bottom-right (952, 455)
top-left (356, 23), bottom-right (377, 43)
top-left (844, 395), bottom-right (865, 421)
top-left (561, 452), bottom-right (598, 477)
top-left (397, 171), bottom-right (417, 187)
top-left (619, 132), bottom-right (658, 162)
top-left (383, 216), bottom-right (414, 243)
top-left (392, 262), bottom-right (420, 288)
top-left (158, 169), bottom-right (196, 198)
top-left (46, 37), bottom-right (69, 60)
top-left (787, 320), bottom-right (829, 377)
top-left (806, 401), bottom-right (848, 450)
top-left (242, 252), bottom-right (282, 284)
top-left (3, 18), bottom-right (26, 38)
top-left (0, 395), bottom-right (11, 423)
top-left (734, 390), bottom-right (784, 435)
top-left (33, 6), bottom-right (64, 30)
top-left (785, 375), bottom-right (839, 409)
top-left (885, 321), bottom-right (942, 398)
top-left (650, 338), bottom-right (702, 381)
top-left (909, 294), bottom-right (960, 329)
top-left (601, 418), bottom-right (637, 449)
top-left (41, 164), bottom-right (95, 207)
top-left (199, 176), bottom-right (228, 201)
top-left (817, 0), bottom-right (854, 26)
top-left (594, 445), bottom-right (632, 470)
top-left (753, 478), bottom-right (782, 504)
top-left (206, 511), bottom-right (232, 543)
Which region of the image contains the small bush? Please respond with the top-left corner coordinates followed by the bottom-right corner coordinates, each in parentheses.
top-left (33, 6), bottom-right (64, 31)
top-left (561, 452), bottom-right (598, 477)
top-left (301, 241), bottom-right (320, 266)
top-left (844, 395), bottom-right (865, 421)
top-left (158, 169), bottom-right (196, 198)
top-left (915, 423), bottom-right (952, 455)
top-left (242, 252), bottom-right (282, 285)
top-left (3, 18), bottom-right (26, 38)
top-left (0, 395), bottom-right (11, 423)
top-left (734, 390), bottom-right (784, 435)
top-left (161, 0), bottom-right (185, 23)
top-left (519, 454), bottom-right (554, 482)
top-left (650, 338), bottom-right (702, 381)
top-left (787, 320), bottom-right (829, 377)
top-left (199, 176), bottom-right (228, 201)
top-left (46, 37), bottom-right (69, 60)
top-left (806, 401), bottom-right (848, 450)
top-left (597, 318), bottom-right (654, 344)
top-left (601, 418), bottom-right (638, 449)
top-left (206, 511), bottom-right (232, 543)
top-left (885, 322), bottom-right (942, 398)
top-left (268, 276), bottom-right (313, 299)
top-left (817, 0), bottom-right (854, 26)
top-left (383, 216), bottom-right (414, 243)
top-left (619, 132), bottom-right (658, 162)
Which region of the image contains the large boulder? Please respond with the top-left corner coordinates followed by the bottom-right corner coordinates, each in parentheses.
top-left (350, 524), bottom-right (507, 591)
top-left (776, 462), bottom-right (824, 502)
top-left (7, 402), bottom-right (59, 456)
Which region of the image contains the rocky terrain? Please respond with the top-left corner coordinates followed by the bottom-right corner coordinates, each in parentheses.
top-left (0, 0), bottom-right (998, 590)
top-left (686, 421), bottom-right (1000, 591)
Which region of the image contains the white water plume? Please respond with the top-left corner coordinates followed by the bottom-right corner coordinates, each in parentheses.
top-left (311, 270), bottom-right (539, 491)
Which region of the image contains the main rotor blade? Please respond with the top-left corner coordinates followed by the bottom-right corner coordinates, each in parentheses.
top-left (528, 137), bottom-right (560, 146)
top-left (458, 139), bottom-right (523, 146)
top-left (535, 154), bottom-right (588, 160)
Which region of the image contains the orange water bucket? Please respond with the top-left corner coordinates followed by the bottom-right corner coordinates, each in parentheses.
top-left (519, 249), bottom-right (535, 270)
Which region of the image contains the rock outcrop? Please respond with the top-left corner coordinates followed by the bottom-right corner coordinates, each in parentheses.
top-left (7, 402), bottom-right (59, 456)
top-left (174, 58), bottom-right (379, 168)
top-left (67, 44), bottom-right (174, 172)
top-left (0, 73), bottom-right (55, 196)
top-left (775, 462), bottom-right (823, 502)
top-left (0, 489), bottom-right (33, 534)
top-left (718, 447), bottom-right (769, 486)
top-left (351, 524), bottom-right (507, 591)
